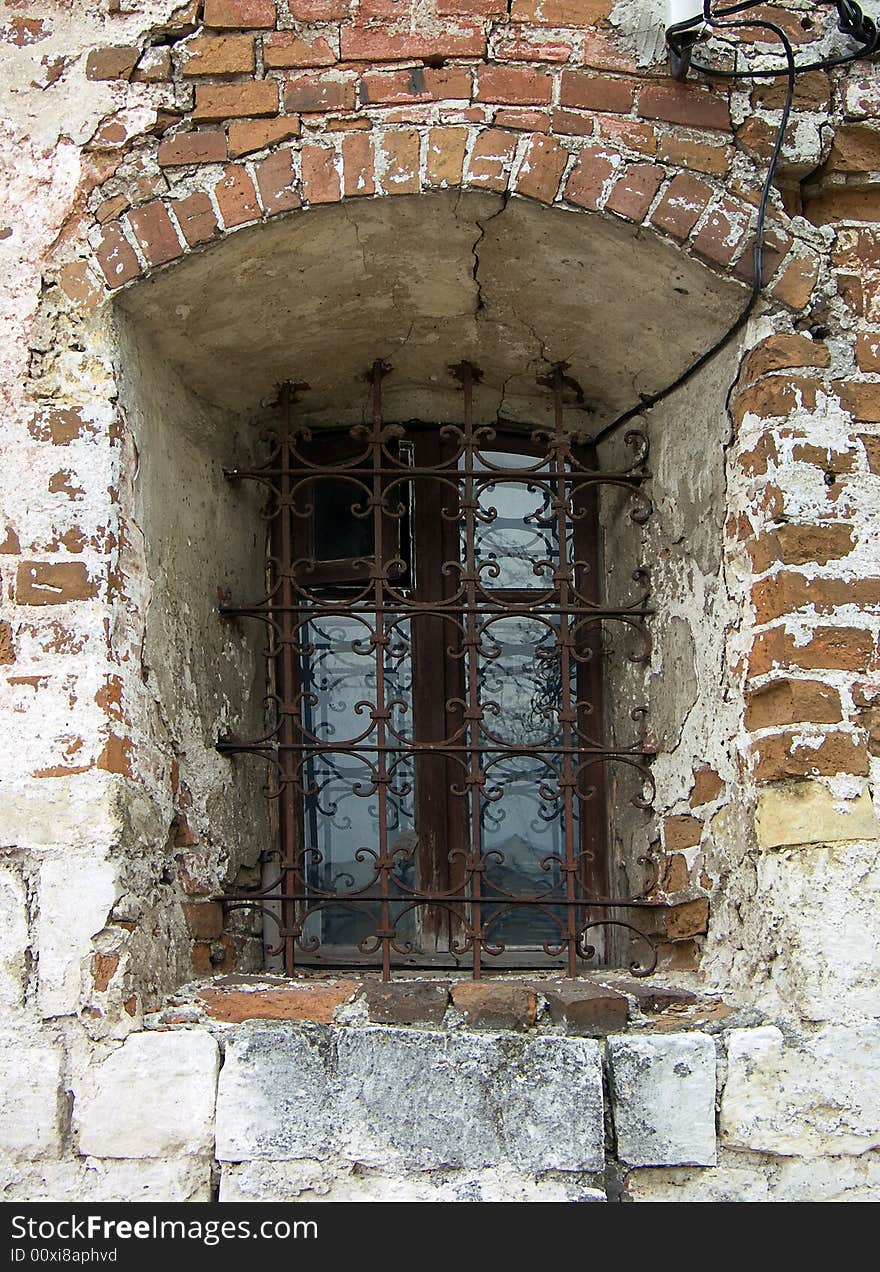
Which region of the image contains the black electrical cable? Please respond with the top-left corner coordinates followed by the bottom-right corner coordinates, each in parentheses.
top-left (591, 2), bottom-right (876, 448)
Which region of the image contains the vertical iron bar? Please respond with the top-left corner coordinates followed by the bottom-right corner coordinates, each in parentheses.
top-left (276, 389), bottom-right (299, 976)
top-left (369, 362), bottom-right (393, 980)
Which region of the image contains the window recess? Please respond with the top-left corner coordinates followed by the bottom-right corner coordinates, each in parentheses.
top-left (218, 362), bottom-right (662, 979)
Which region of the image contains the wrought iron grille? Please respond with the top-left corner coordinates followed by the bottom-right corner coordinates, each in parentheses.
top-left (219, 361), bottom-right (661, 979)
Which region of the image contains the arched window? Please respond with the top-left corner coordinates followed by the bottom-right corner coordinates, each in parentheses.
top-left (220, 361), bottom-right (655, 978)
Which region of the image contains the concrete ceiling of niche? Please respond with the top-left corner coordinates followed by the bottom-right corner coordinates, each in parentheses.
top-left (118, 189), bottom-right (746, 432)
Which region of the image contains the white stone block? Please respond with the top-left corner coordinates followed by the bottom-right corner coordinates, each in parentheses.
top-left (74, 1030), bottom-right (219, 1159)
top-left (0, 1033), bottom-right (64, 1160)
top-left (721, 1024), bottom-right (880, 1157)
top-left (626, 1165), bottom-right (771, 1202)
top-left (756, 781), bottom-right (880, 849)
top-left (219, 1159), bottom-right (605, 1203)
top-left (0, 1158), bottom-right (213, 1203)
top-left (0, 867), bottom-right (28, 1007)
top-left (215, 1022), bottom-right (605, 1172)
top-left (609, 1032), bottom-right (717, 1167)
top-left (37, 855), bottom-right (119, 1018)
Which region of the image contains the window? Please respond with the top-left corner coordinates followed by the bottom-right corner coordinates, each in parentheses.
top-left (220, 361), bottom-right (655, 978)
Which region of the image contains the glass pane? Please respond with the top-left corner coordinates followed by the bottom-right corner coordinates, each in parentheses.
top-left (299, 614), bottom-right (415, 950)
top-left (312, 478), bottom-right (374, 561)
top-left (467, 451), bottom-right (559, 589)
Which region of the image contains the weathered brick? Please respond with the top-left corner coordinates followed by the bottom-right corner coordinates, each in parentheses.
top-left (57, 262), bottom-right (104, 311)
top-left (126, 200), bottom-right (182, 268)
top-left (806, 187), bottom-right (880, 225)
top-left (284, 74), bottom-right (356, 113)
top-left (465, 128), bottom-right (517, 191)
top-left (450, 981), bottom-right (537, 1029)
top-left (437, 0), bottom-right (506, 13)
top-left (593, 114), bottom-right (657, 155)
top-left (746, 679), bottom-right (842, 731)
top-left (133, 46), bottom-right (172, 84)
top-left (475, 65), bottom-right (553, 106)
top-left (510, 0), bottom-right (612, 23)
top-left (170, 191), bottom-right (221, 247)
top-left (255, 147), bottom-right (301, 214)
top-left (342, 131), bottom-right (375, 196)
top-left (362, 982), bottom-right (449, 1025)
top-left (559, 71), bottom-right (636, 115)
top-left (181, 35), bottom-right (255, 77)
top-left (564, 143), bottom-right (619, 210)
top-left (749, 524), bottom-right (855, 572)
top-left (360, 66), bottom-right (471, 106)
top-left (649, 172), bottom-right (713, 241)
top-left (214, 164), bottom-right (261, 227)
top-left (737, 432), bottom-right (778, 476)
top-left (691, 198), bottom-right (749, 268)
top-left (666, 899), bottom-right (709, 941)
top-left (200, 982), bottom-right (359, 1022)
top-left (658, 135), bottom-right (732, 175)
top-left (16, 561), bottom-right (97, 605)
top-left (285, 0), bottom-right (350, 14)
top-left (96, 194), bottom-right (130, 225)
top-left (790, 441), bottom-right (857, 474)
top-left (753, 731), bottom-right (869, 781)
top-left (340, 26), bottom-right (486, 62)
top-left (748, 626), bottom-right (875, 678)
top-left (838, 381), bottom-right (880, 423)
top-left (493, 34), bottom-right (572, 63)
top-left (301, 144), bottom-right (341, 202)
top-left (92, 953), bottom-right (119, 992)
top-left (157, 130), bottom-right (228, 167)
top-left (263, 33), bottom-right (337, 68)
top-left (855, 333), bottom-right (880, 372)
top-left (732, 376), bottom-right (819, 426)
top-left (194, 81), bottom-right (279, 122)
top-left (94, 224), bottom-right (141, 288)
top-left (0, 621), bottom-right (14, 665)
top-left (426, 125), bottom-right (468, 188)
top-left (663, 814), bottom-right (702, 852)
top-left (752, 572), bottom-right (880, 624)
top-left (495, 108), bottom-right (551, 133)
top-left (824, 125), bottom-right (880, 174)
top-left (182, 901), bottom-right (224, 941)
top-left (690, 768), bottom-right (724, 807)
top-left (379, 129), bottom-right (420, 194)
top-left (859, 432), bottom-right (880, 474)
top-left (663, 853), bottom-right (689, 891)
top-left (515, 133), bottom-right (568, 204)
top-left (752, 70), bottom-right (830, 111)
top-left (770, 251), bottom-right (820, 309)
top-left (744, 334), bottom-right (830, 381)
top-left (203, 0), bottom-right (276, 26)
top-left (86, 46), bottom-right (139, 81)
top-left (228, 116), bottom-right (301, 157)
top-left (605, 162), bottom-right (664, 222)
top-left (537, 981), bottom-right (629, 1035)
top-left (638, 82), bottom-right (730, 131)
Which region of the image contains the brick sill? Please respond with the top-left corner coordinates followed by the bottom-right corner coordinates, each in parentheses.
top-left (155, 971), bottom-right (732, 1037)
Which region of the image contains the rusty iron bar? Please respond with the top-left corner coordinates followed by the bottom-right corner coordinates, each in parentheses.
top-left (218, 362), bottom-right (661, 978)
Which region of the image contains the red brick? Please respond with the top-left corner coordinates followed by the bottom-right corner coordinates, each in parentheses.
top-left (157, 130), bottom-right (228, 167)
top-left (663, 814), bottom-right (702, 852)
top-left (181, 35), bottom-right (255, 77)
top-left (749, 524), bottom-right (855, 572)
top-left (170, 193), bottom-right (221, 247)
top-left (559, 71), bottom-right (636, 115)
top-left (0, 622), bottom-right (13, 666)
top-left (86, 46), bottom-right (139, 81)
top-left (495, 108), bottom-right (551, 132)
top-left (510, 0), bottom-right (612, 22)
top-left (284, 74), bottom-right (356, 113)
top-left (200, 982), bottom-right (359, 1023)
top-left (94, 223), bottom-right (141, 289)
top-left (465, 128), bottom-right (518, 191)
top-left (194, 81), bottom-right (279, 122)
top-left (263, 33), bottom-right (337, 68)
top-left (838, 381), bottom-right (880, 423)
top-left (536, 981), bottom-right (629, 1035)
top-left (753, 731), bottom-right (869, 781)
top-left (856, 333), bottom-right (880, 372)
top-left (203, 0), bottom-right (276, 27)
top-left (126, 200), bottom-right (182, 268)
top-left (580, 29), bottom-right (638, 73)
top-left (340, 26), bottom-right (486, 62)
top-left (475, 65), bottom-right (553, 106)
top-left (285, 0), bottom-right (350, 14)
top-left (182, 901), bottom-right (224, 940)
top-left (426, 125), bottom-right (468, 188)
top-left (302, 144), bottom-right (341, 203)
top-left (649, 172), bottom-right (713, 241)
top-left (437, 0), bottom-right (506, 12)
top-left (638, 81), bottom-right (731, 132)
top-left (228, 116), bottom-right (301, 157)
top-left (515, 133), bottom-right (568, 204)
top-left (450, 982), bottom-right (537, 1030)
top-left (806, 188), bottom-right (880, 225)
top-left (593, 114), bottom-right (657, 155)
top-left (215, 164), bottom-right (261, 227)
top-left (733, 376), bottom-right (820, 426)
top-left (751, 572), bottom-right (880, 625)
top-left (658, 135), bottom-right (732, 176)
top-left (343, 131), bottom-right (375, 196)
top-left (690, 768), bottom-right (724, 807)
top-left (564, 143), bottom-right (619, 211)
top-left (92, 954), bottom-right (119, 992)
top-left (746, 678), bottom-right (842, 730)
top-left (256, 147), bottom-right (301, 215)
top-left (380, 129), bottom-right (420, 194)
top-left (133, 47), bottom-right (172, 83)
top-left (605, 162), bottom-right (664, 222)
top-left (359, 66), bottom-right (471, 106)
top-left (743, 334), bottom-right (831, 381)
top-left (493, 34), bottom-right (572, 63)
top-left (737, 6), bottom-right (828, 46)
top-left (666, 898), bottom-right (709, 941)
top-left (16, 562), bottom-right (97, 605)
top-left (691, 198), bottom-right (749, 268)
top-left (362, 982), bottom-right (449, 1024)
top-left (748, 626), bottom-right (875, 678)
top-left (859, 433), bottom-right (880, 474)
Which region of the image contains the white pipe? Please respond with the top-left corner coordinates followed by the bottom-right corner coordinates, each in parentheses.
top-left (666, 0), bottom-right (704, 27)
